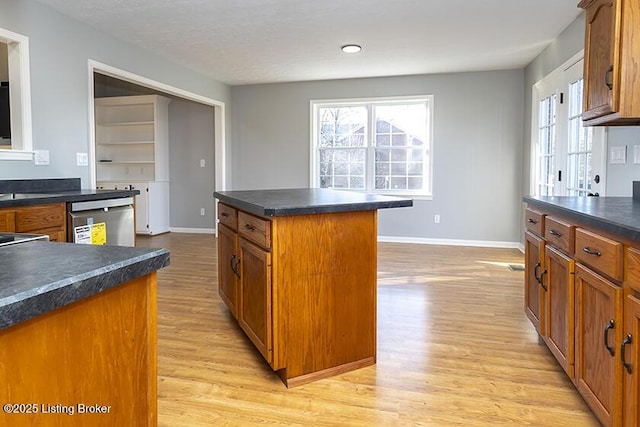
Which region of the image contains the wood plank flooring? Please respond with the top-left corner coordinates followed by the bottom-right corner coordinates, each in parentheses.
top-left (137, 233), bottom-right (598, 426)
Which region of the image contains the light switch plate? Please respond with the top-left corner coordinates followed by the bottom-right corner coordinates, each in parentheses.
top-left (76, 152), bottom-right (88, 166)
top-left (34, 150), bottom-right (50, 166)
top-left (633, 145), bottom-right (640, 164)
top-left (610, 145), bottom-right (627, 164)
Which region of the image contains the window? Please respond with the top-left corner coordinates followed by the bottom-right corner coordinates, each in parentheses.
top-left (311, 96), bottom-right (433, 196)
top-left (0, 27), bottom-right (33, 161)
top-left (531, 55), bottom-right (606, 197)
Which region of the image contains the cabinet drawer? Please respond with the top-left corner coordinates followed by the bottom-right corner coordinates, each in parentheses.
top-left (238, 211), bottom-right (271, 249)
top-left (16, 204), bottom-right (66, 233)
top-left (525, 208), bottom-right (545, 236)
top-left (544, 216), bottom-right (575, 255)
top-left (0, 210), bottom-right (16, 232)
top-left (218, 203), bottom-right (237, 229)
top-left (575, 228), bottom-right (623, 282)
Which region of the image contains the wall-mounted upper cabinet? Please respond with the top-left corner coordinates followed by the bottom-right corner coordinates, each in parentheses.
top-left (579, 0), bottom-right (640, 126)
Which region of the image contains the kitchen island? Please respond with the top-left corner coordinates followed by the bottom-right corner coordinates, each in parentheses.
top-left (214, 188), bottom-right (412, 387)
top-left (0, 240), bottom-right (169, 426)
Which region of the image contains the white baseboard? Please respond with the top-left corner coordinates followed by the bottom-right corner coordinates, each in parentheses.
top-left (377, 235), bottom-right (521, 249)
top-left (169, 227), bottom-right (216, 234)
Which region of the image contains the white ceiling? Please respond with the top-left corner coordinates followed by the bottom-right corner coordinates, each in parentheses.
top-left (35, 0), bottom-right (582, 86)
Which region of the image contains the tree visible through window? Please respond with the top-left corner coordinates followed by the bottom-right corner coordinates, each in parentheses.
top-left (312, 97), bottom-right (432, 196)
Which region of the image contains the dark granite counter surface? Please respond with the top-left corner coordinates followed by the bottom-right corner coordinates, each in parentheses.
top-left (0, 178), bottom-right (138, 208)
top-left (214, 188), bottom-right (413, 217)
top-left (0, 241), bottom-right (169, 330)
top-left (523, 195), bottom-right (640, 242)
top-left (0, 189), bottom-right (139, 208)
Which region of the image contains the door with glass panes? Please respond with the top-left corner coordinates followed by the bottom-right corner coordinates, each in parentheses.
top-left (532, 57), bottom-right (606, 197)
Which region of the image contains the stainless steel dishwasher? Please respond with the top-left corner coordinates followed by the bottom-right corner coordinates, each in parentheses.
top-left (68, 197), bottom-right (135, 246)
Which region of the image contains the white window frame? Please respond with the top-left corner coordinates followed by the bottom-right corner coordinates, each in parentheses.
top-left (0, 27), bottom-right (33, 161)
top-left (310, 95), bottom-right (434, 198)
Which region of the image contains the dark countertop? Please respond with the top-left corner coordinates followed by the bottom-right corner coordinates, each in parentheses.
top-left (214, 188), bottom-right (413, 217)
top-left (0, 241), bottom-right (169, 331)
top-left (523, 195), bottom-right (640, 242)
top-left (0, 189), bottom-right (139, 208)
top-left (0, 178), bottom-right (138, 208)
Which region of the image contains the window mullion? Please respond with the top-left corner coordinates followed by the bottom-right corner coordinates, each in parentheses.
top-left (366, 104), bottom-right (375, 192)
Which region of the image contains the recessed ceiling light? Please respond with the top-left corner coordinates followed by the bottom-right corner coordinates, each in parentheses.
top-left (341, 44), bottom-right (362, 54)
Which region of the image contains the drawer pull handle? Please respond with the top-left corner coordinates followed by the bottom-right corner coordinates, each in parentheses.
top-left (230, 255), bottom-right (241, 278)
top-left (527, 218), bottom-right (538, 224)
top-left (622, 334), bottom-right (633, 374)
top-left (539, 270), bottom-right (547, 291)
top-left (583, 247), bottom-right (601, 256)
top-left (604, 319), bottom-right (615, 356)
top-left (221, 212), bottom-right (229, 217)
top-left (605, 65), bottom-right (614, 90)
top-left (534, 262), bottom-right (541, 283)
top-left (549, 229), bottom-right (562, 237)
top-left (244, 224), bottom-right (256, 231)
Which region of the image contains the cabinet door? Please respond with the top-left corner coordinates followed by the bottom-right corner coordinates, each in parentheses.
top-left (238, 238), bottom-right (272, 364)
top-left (525, 231), bottom-right (546, 335)
top-left (133, 183), bottom-right (149, 234)
top-left (0, 209), bottom-right (16, 232)
top-left (582, 0), bottom-right (617, 121)
top-left (624, 294), bottom-right (640, 427)
top-left (544, 245), bottom-right (575, 378)
top-left (217, 224), bottom-right (239, 318)
top-left (575, 264), bottom-right (623, 427)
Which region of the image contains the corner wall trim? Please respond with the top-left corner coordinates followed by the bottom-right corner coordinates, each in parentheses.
top-left (377, 235), bottom-right (521, 249)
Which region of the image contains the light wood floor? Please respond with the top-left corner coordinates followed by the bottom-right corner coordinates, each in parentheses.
top-left (137, 233), bottom-right (599, 426)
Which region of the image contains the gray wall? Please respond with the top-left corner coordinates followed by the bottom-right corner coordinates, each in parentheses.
top-left (168, 98), bottom-right (215, 229)
top-left (0, 42), bottom-right (7, 81)
top-left (606, 127), bottom-right (640, 195)
top-left (0, 0), bottom-right (230, 188)
top-left (231, 71), bottom-right (524, 245)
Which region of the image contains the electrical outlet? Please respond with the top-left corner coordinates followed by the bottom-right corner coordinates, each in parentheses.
top-left (76, 152), bottom-right (88, 166)
top-left (200, 159), bottom-right (206, 168)
top-left (434, 214), bottom-right (440, 224)
top-left (200, 208), bottom-right (206, 216)
top-left (34, 150), bottom-right (50, 166)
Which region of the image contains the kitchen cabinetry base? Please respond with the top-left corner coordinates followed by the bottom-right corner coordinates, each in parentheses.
top-left (278, 356), bottom-right (376, 388)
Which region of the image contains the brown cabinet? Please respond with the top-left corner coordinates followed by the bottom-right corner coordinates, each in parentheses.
top-left (575, 264), bottom-right (623, 426)
top-left (623, 293), bottom-right (640, 427)
top-left (0, 203), bottom-right (66, 242)
top-left (524, 203), bottom-right (633, 426)
top-left (237, 237), bottom-right (272, 364)
top-left (216, 201), bottom-right (377, 387)
top-left (217, 223), bottom-right (239, 318)
top-left (525, 231), bottom-right (545, 335)
top-left (579, 0), bottom-right (640, 126)
top-left (0, 209), bottom-right (16, 232)
top-left (544, 245), bottom-right (576, 378)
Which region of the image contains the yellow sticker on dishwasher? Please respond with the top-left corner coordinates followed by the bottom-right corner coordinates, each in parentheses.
top-left (91, 222), bottom-right (107, 245)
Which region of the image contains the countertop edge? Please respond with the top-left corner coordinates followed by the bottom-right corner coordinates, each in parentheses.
top-left (0, 190), bottom-right (140, 208)
top-left (523, 196), bottom-right (640, 243)
top-left (0, 247), bottom-right (169, 331)
top-left (214, 190), bottom-right (413, 217)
